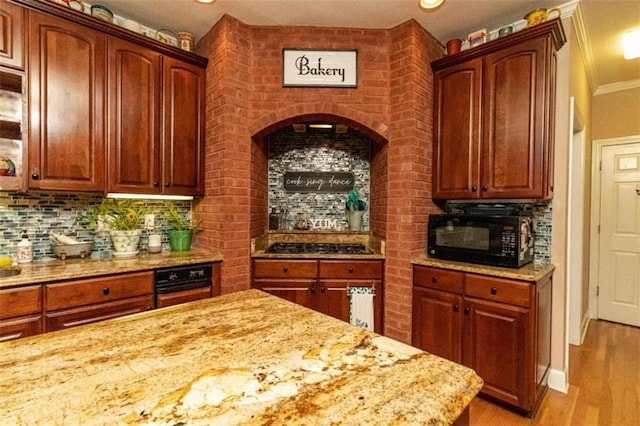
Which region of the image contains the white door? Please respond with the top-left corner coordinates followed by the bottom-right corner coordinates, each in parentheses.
top-left (598, 143), bottom-right (640, 326)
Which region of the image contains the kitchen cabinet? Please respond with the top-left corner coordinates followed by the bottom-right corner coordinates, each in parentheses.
top-left (161, 57), bottom-right (205, 196)
top-left (107, 37), bottom-right (162, 194)
top-left (0, 0), bottom-right (24, 70)
top-left (253, 259), bottom-right (384, 333)
top-left (431, 20), bottom-right (565, 200)
top-left (27, 11), bottom-right (106, 191)
top-left (107, 42), bottom-right (205, 196)
top-left (45, 271), bottom-right (154, 332)
top-left (0, 285), bottom-right (42, 342)
top-left (412, 265), bottom-right (552, 416)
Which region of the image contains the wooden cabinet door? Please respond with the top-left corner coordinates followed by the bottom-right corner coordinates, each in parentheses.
top-left (481, 37), bottom-right (548, 199)
top-left (255, 280), bottom-right (316, 310)
top-left (28, 12), bottom-right (105, 191)
top-left (412, 286), bottom-right (463, 363)
top-left (433, 58), bottom-right (482, 199)
top-left (463, 297), bottom-right (531, 410)
top-left (0, 0), bottom-right (24, 70)
top-left (107, 38), bottom-right (161, 194)
top-left (162, 57), bottom-right (204, 196)
top-left (317, 280), bottom-right (382, 333)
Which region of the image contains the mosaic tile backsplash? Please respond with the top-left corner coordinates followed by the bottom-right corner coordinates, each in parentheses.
top-left (0, 191), bottom-right (191, 261)
top-left (268, 127), bottom-right (371, 231)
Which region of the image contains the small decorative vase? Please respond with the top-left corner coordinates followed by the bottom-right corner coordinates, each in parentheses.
top-left (346, 210), bottom-right (364, 232)
top-left (110, 229), bottom-right (142, 257)
top-left (169, 230), bottom-right (193, 252)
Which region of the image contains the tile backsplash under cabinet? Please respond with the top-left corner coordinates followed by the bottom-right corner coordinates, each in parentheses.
top-left (0, 191), bottom-right (191, 261)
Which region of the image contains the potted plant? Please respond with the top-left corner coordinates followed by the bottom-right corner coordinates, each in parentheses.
top-left (345, 189), bottom-right (367, 231)
top-left (85, 199), bottom-right (149, 257)
top-left (164, 204), bottom-right (200, 251)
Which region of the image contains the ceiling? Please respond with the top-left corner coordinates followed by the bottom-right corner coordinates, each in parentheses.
top-left (92, 0), bottom-right (640, 92)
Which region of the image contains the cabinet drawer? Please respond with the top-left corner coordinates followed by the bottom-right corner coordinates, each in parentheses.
top-left (46, 271), bottom-right (154, 311)
top-left (0, 285), bottom-right (42, 319)
top-left (319, 260), bottom-right (383, 279)
top-left (465, 274), bottom-right (531, 307)
top-left (253, 260), bottom-right (317, 278)
top-left (413, 266), bottom-right (464, 294)
top-left (0, 314), bottom-right (43, 342)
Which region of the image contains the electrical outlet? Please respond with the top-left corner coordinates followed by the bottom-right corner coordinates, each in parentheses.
top-left (144, 214), bottom-right (155, 230)
top-left (96, 215), bottom-right (110, 232)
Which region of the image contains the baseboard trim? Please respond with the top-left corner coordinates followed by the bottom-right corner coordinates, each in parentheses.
top-left (548, 368), bottom-right (568, 393)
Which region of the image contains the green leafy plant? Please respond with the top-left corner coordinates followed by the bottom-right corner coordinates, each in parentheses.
top-left (164, 203), bottom-right (200, 231)
top-left (345, 189), bottom-right (367, 211)
top-left (85, 199), bottom-right (149, 231)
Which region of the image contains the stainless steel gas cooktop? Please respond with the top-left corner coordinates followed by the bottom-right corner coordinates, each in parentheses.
top-left (266, 242), bottom-right (372, 255)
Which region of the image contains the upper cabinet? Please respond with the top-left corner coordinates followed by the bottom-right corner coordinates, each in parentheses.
top-left (0, 0), bottom-right (24, 70)
top-left (107, 38), bottom-right (162, 194)
top-left (27, 11), bottom-right (106, 191)
top-left (14, 0), bottom-right (207, 196)
top-left (162, 57), bottom-right (205, 196)
top-left (432, 20), bottom-right (566, 200)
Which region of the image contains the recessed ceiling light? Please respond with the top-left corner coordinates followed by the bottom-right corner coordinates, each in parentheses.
top-left (419, 0), bottom-right (444, 10)
top-left (623, 29), bottom-right (640, 60)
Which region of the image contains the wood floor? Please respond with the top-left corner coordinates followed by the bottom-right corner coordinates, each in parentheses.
top-left (468, 320), bottom-right (640, 425)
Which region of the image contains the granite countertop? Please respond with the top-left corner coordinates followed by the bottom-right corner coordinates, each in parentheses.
top-left (412, 257), bottom-right (555, 282)
top-left (1, 289), bottom-right (483, 425)
top-left (0, 249), bottom-right (223, 289)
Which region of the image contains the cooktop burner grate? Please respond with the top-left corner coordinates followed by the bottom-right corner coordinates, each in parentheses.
top-left (266, 242), bottom-right (371, 254)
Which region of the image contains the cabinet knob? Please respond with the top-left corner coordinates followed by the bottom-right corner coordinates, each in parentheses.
top-left (31, 172), bottom-right (40, 180)
top-left (482, 185), bottom-right (488, 192)
top-left (165, 182), bottom-right (171, 188)
top-left (320, 287), bottom-right (326, 293)
top-left (490, 287), bottom-right (497, 295)
top-left (471, 186), bottom-right (477, 192)
top-left (432, 276), bottom-right (438, 283)
top-left (102, 287), bottom-right (110, 296)
top-left (153, 181), bottom-right (159, 187)
top-left (283, 266), bottom-right (288, 273)
top-left (310, 286), bottom-right (316, 294)
top-left (464, 307), bottom-right (470, 314)
top-left (453, 304), bottom-right (459, 312)
top-left (348, 267), bottom-right (354, 273)
top-left (146, 306), bottom-right (153, 311)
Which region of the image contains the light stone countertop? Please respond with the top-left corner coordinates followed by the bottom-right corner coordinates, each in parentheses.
top-left (412, 257), bottom-right (555, 282)
top-left (0, 249), bottom-right (223, 289)
top-left (1, 289), bottom-right (483, 425)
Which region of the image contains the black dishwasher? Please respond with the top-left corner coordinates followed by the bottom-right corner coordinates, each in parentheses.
top-left (154, 263), bottom-right (213, 308)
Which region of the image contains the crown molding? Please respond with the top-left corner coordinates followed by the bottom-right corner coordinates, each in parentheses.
top-left (594, 78), bottom-right (640, 95)
top-left (566, 1), bottom-right (598, 94)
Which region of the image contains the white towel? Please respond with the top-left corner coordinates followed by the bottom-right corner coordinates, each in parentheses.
top-left (348, 287), bottom-right (375, 331)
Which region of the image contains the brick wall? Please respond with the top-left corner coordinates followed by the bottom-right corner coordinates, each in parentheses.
top-left (197, 16), bottom-right (443, 343)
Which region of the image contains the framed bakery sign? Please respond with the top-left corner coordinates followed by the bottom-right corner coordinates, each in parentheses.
top-left (282, 49), bottom-right (357, 88)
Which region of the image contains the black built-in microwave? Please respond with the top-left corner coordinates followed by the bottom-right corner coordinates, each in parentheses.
top-left (428, 214), bottom-right (534, 268)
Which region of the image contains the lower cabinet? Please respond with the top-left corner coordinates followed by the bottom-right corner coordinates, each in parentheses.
top-left (412, 265), bottom-right (552, 416)
top-left (0, 285), bottom-right (43, 342)
top-left (253, 259), bottom-right (383, 333)
top-left (45, 271), bottom-right (154, 332)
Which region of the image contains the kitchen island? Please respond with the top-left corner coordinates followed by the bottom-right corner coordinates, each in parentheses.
top-left (1, 289), bottom-right (482, 425)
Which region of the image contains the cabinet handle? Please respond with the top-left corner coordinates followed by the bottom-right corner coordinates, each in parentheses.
top-left (165, 182), bottom-right (171, 188)
top-left (464, 307), bottom-right (470, 314)
top-left (471, 186), bottom-right (477, 192)
top-left (153, 181), bottom-right (159, 187)
top-left (482, 185), bottom-right (488, 192)
top-left (102, 287), bottom-right (110, 296)
top-left (283, 266), bottom-right (288, 273)
top-left (31, 172), bottom-right (40, 180)
top-left (490, 287), bottom-right (497, 295)
top-left (453, 304), bottom-right (459, 312)
top-left (432, 276), bottom-right (438, 283)
top-left (321, 287), bottom-right (326, 293)
top-left (348, 267), bottom-right (354, 273)
top-left (147, 306), bottom-right (153, 311)
top-left (310, 286), bottom-right (316, 294)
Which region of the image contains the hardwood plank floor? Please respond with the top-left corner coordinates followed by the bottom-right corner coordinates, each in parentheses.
top-left (468, 320), bottom-right (640, 425)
